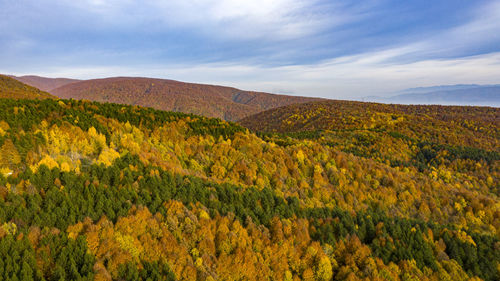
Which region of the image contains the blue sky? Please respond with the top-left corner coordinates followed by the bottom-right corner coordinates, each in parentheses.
top-left (1, 0), bottom-right (500, 98)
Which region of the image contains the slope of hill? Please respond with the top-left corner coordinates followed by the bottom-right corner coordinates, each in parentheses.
top-left (239, 99), bottom-right (499, 137)
top-left (239, 99), bottom-right (498, 191)
top-left (0, 97), bottom-right (498, 280)
top-left (0, 75), bottom-right (55, 100)
top-left (365, 85), bottom-right (500, 107)
top-left (51, 77), bottom-right (321, 121)
top-left (8, 75), bottom-right (80, 92)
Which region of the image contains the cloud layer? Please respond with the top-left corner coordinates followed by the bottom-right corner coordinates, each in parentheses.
top-left (1, 0), bottom-right (499, 98)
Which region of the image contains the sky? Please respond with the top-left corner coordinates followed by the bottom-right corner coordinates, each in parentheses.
top-left (1, 0), bottom-right (500, 98)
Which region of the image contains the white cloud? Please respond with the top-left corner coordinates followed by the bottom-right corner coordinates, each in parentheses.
top-left (54, 0), bottom-right (361, 41)
top-left (411, 1), bottom-right (500, 57)
top-left (8, 50), bottom-right (500, 99)
top-left (2, 0), bottom-right (500, 99)
top-left (452, 1), bottom-right (500, 40)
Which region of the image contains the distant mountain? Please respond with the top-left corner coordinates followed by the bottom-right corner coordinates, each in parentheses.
top-left (51, 77), bottom-right (322, 121)
top-left (0, 75), bottom-right (56, 100)
top-left (8, 75), bottom-right (80, 92)
top-left (365, 85), bottom-right (500, 107)
top-left (395, 84), bottom-right (484, 94)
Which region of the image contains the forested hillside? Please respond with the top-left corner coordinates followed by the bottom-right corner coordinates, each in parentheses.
top-left (0, 75), bottom-right (55, 100)
top-left (8, 75), bottom-right (80, 92)
top-left (240, 100), bottom-right (499, 172)
top-left (0, 95), bottom-right (498, 280)
top-left (50, 77), bottom-right (321, 121)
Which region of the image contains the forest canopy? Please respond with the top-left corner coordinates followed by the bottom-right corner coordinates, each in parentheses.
top-left (0, 96), bottom-right (498, 281)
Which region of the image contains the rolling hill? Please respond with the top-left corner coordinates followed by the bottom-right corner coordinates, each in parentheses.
top-left (0, 92), bottom-right (498, 280)
top-left (239, 99), bottom-right (500, 148)
top-left (50, 77), bottom-right (322, 121)
top-left (239, 99), bottom-right (499, 138)
top-left (8, 75), bottom-right (80, 92)
top-left (239, 99), bottom-right (499, 181)
top-left (0, 75), bottom-right (56, 100)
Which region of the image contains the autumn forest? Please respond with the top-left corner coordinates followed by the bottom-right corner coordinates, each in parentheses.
top-left (0, 75), bottom-right (499, 281)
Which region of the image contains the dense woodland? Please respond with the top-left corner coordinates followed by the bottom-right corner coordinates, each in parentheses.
top-left (49, 77), bottom-right (320, 121)
top-left (0, 78), bottom-right (499, 280)
top-left (0, 75), bottom-right (55, 100)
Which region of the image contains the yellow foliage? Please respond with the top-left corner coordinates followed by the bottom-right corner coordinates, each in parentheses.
top-left (1, 222), bottom-right (17, 235)
top-left (0, 120), bottom-right (9, 131)
top-left (486, 176), bottom-right (494, 186)
top-left (36, 155), bottom-right (59, 170)
top-left (98, 148), bottom-right (121, 167)
top-left (0, 167), bottom-right (13, 177)
top-left (115, 232), bottom-right (142, 259)
top-left (199, 210), bottom-right (210, 220)
top-left (88, 126), bottom-right (98, 137)
top-left (302, 268), bottom-right (315, 281)
top-left (67, 222), bottom-right (84, 240)
top-left (455, 230), bottom-right (477, 247)
top-left (189, 159), bottom-right (203, 172)
top-left (0, 139), bottom-right (21, 166)
top-left (210, 163), bottom-right (226, 179)
top-left (195, 257), bottom-right (203, 268)
top-left (120, 133), bottom-right (141, 155)
top-left (296, 150), bottom-right (305, 164)
top-left (316, 255), bottom-right (333, 281)
top-left (60, 161), bottom-right (71, 172)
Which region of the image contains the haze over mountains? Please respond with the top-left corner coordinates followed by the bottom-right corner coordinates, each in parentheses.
top-left (364, 85), bottom-right (500, 107)
top-left (6, 74), bottom-right (500, 123)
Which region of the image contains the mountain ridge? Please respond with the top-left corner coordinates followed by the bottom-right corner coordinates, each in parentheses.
top-left (239, 99), bottom-right (499, 151)
top-left (50, 76), bottom-right (323, 121)
top-left (0, 80), bottom-right (498, 280)
top-left (8, 74), bottom-right (80, 92)
top-left (0, 75), bottom-right (56, 100)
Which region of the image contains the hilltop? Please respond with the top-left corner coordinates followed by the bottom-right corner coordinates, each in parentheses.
top-left (8, 75), bottom-right (80, 92)
top-left (240, 100), bottom-right (499, 191)
top-left (0, 75), bottom-right (56, 100)
top-left (239, 100), bottom-right (498, 140)
top-left (50, 77), bottom-right (321, 121)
